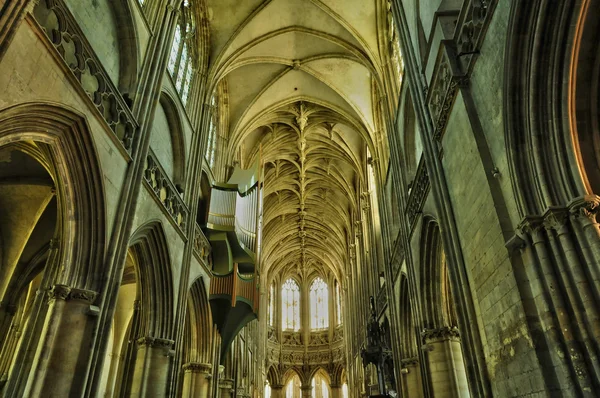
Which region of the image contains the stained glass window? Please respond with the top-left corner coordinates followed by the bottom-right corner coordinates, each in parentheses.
top-left (310, 277), bottom-right (329, 330)
top-left (168, 25), bottom-right (181, 75)
top-left (281, 279), bottom-right (300, 331)
top-left (268, 283), bottom-right (274, 326)
top-left (167, 2), bottom-right (196, 105)
top-left (286, 374), bottom-right (301, 398)
top-left (206, 94), bottom-right (218, 168)
top-left (312, 372), bottom-right (330, 398)
top-left (335, 280), bottom-right (342, 325)
top-left (175, 44), bottom-right (188, 90)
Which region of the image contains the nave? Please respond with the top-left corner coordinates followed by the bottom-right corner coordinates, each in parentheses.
top-left (0, 0), bottom-right (599, 397)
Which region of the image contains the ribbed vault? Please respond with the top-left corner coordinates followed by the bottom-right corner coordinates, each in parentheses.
top-left (205, 0), bottom-right (397, 281)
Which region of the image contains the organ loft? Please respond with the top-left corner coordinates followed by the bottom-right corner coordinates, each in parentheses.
top-left (0, 0), bottom-right (599, 397)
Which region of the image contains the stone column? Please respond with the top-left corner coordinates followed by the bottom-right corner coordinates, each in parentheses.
top-left (129, 336), bottom-right (174, 397)
top-left (181, 362), bottom-right (212, 397)
top-left (400, 358), bottom-right (423, 398)
top-left (301, 384), bottom-right (312, 398)
top-left (330, 384), bottom-right (342, 398)
top-left (422, 327), bottom-right (469, 398)
top-left (23, 284), bottom-right (97, 397)
top-left (218, 378), bottom-right (234, 398)
top-left (270, 384), bottom-right (284, 398)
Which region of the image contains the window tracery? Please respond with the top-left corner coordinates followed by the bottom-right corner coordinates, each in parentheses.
top-left (268, 283), bottom-right (274, 326)
top-left (335, 280), bottom-right (342, 325)
top-left (281, 279), bottom-right (300, 331)
top-left (310, 277), bottom-right (329, 330)
top-left (206, 94), bottom-right (218, 168)
top-left (167, 2), bottom-right (196, 105)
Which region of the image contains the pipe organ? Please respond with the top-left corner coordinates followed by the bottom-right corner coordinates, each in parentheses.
top-left (206, 162), bottom-right (263, 360)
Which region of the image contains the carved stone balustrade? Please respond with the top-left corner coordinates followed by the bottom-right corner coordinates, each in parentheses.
top-left (143, 150), bottom-right (189, 235)
top-left (32, 0), bottom-right (137, 155)
top-left (193, 223), bottom-right (211, 267)
top-left (405, 156), bottom-right (430, 236)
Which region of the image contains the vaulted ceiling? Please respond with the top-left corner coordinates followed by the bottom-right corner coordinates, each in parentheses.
top-left (205, 0), bottom-right (396, 282)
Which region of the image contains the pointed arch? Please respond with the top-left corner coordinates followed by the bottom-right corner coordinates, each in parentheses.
top-left (420, 216), bottom-right (457, 330)
top-left (398, 274), bottom-right (418, 359)
top-left (184, 276), bottom-right (213, 364)
top-left (129, 221), bottom-right (175, 340)
top-left (159, 92), bottom-right (187, 191)
top-left (0, 102), bottom-right (106, 291)
top-left (266, 364), bottom-right (281, 386)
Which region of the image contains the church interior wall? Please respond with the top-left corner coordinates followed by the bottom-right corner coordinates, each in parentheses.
top-left (0, 0), bottom-right (597, 397)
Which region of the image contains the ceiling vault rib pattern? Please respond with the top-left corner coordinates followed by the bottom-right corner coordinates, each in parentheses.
top-left (205, 0), bottom-right (395, 282)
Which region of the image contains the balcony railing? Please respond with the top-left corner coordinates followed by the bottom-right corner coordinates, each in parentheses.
top-left (193, 223), bottom-right (211, 267)
top-left (143, 149), bottom-right (189, 236)
top-left (32, 0), bottom-right (137, 155)
top-left (405, 156), bottom-right (429, 236)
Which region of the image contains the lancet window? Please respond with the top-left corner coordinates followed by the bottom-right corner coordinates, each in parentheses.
top-left (335, 280), bottom-right (342, 325)
top-left (281, 279), bottom-right (300, 331)
top-left (268, 283), bottom-right (274, 326)
top-left (310, 277), bottom-right (329, 330)
top-left (167, 1), bottom-right (196, 104)
top-left (206, 94), bottom-right (218, 168)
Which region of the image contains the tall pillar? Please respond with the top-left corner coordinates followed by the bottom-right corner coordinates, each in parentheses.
top-left (218, 378), bottom-right (234, 398)
top-left (181, 362), bottom-right (212, 397)
top-left (271, 384), bottom-right (284, 398)
top-left (129, 336), bottom-right (174, 397)
top-left (330, 384), bottom-right (342, 398)
top-left (23, 284), bottom-right (97, 397)
top-left (422, 327), bottom-right (469, 398)
top-left (301, 384), bottom-right (312, 398)
top-left (400, 358), bottom-right (423, 398)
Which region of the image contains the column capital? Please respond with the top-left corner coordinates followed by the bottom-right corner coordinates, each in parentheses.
top-left (183, 362), bottom-right (212, 374)
top-left (218, 378), bottom-right (234, 388)
top-left (48, 284), bottom-right (98, 304)
top-left (421, 326), bottom-right (460, 342)
top-left (136, 336), bottom-right (175, 348)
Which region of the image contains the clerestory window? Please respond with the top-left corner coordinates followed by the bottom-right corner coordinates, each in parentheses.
top-left (310, 277), bottom-right (329, 330)
top-left (167, 2), bottom-right (196, 105)
top-left (205, 94), bottom-right (218, 168)
top-left (281, 279), bottom-right (300, 331)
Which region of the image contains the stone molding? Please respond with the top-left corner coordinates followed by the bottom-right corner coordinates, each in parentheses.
top-left (136, 336), bottom-right (175, 348)
top-left (48, 284), bottom-right (98, 304)
top-left (421, 326), bottom-right (461, 342)
top-left (183, 362), bottom-right (212, 374)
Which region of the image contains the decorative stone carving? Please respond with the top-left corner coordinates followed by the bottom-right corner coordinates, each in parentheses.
top-left (193, 223), bottom-right (211, 266)
top-left (47, 284), bottom-right (97, 304)
top-left (144, 150), bottom-right (189, 234)
top-left (569, 195), bottom-right (600, 225)
top-left (136, 336), bottom-right (175, 348)
top-left (400, 357), bottom-right (419, 367)
top-left (309, 331), bottom-right (329, 345)
top-left (421, 326), bottom-right (461, 342)
top-left (281, 331), bottom-right (302, 346)
top-left (32, 0), bottom-right (137, 154)
top-left (405, 156), bottom-right (429, 235)
top-left (183, 362), bottom-right (212, 374)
